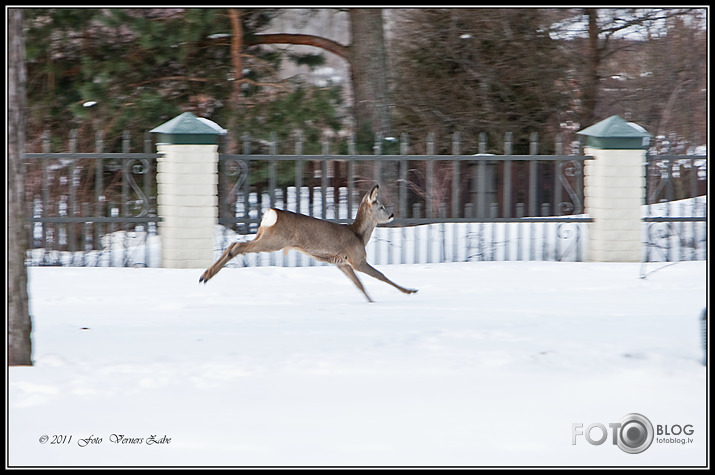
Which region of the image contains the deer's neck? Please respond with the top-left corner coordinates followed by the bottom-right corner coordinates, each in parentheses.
top-left (350, 210), bottom-right (376, 245)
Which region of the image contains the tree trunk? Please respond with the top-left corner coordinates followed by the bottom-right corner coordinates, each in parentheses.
top-left (8, 8), bottom-right (33, 366)
top-left (349, 9), bottom-right (392, 147)
top-left (580, 8), bottom-right (600, 128)
top-left (248, 9), bottom-right (392, 151)
top-left (225, 8), bottom-right (243, 153)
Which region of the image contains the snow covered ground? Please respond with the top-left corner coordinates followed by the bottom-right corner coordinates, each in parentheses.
top-left (9, 260), bottom-right (708, 467)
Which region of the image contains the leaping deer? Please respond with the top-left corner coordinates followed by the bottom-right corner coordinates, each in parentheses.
top-left (199, 184), bottom-right (417, 302)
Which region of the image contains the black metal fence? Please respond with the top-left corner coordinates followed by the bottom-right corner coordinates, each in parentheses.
top-left (23, 129), bottom-right (706, 267)
top-left (217, 132), bottom-right (594, 265)
top-left (24, 130), bottom-right (161, 267)
top-left (643, 152), bottom-right (707, 262)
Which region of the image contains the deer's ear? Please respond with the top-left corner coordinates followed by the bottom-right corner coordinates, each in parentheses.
top-left (368, 184), bottom-right (380, 203)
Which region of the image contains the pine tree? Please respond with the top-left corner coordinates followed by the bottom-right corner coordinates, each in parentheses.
top-left (23, 8), bottom-right (344, 152)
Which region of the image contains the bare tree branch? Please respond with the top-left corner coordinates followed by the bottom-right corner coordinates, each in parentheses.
top-left (246, 33), bottom-right (350, 60)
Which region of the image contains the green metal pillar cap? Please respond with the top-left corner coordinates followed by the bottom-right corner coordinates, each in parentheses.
top-left (577, 115), bottom-right (651, 150)
top-left (150, 112), bottom-right (227, 145)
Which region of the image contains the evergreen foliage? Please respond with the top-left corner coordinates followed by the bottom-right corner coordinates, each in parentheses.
top-left (24, 8), bottom-right (343, 152)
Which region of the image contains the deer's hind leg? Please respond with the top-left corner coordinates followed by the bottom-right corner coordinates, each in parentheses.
top-left (199, 227), bottom-right (285, 284)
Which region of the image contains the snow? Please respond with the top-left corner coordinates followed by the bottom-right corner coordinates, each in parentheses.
top-left (9, 260), bottom-right (707, 467)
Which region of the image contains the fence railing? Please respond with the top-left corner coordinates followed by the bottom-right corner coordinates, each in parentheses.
top-left (23, 129), bottom-right (706, 267)
top-left (216, 132), bottom-right (594, 265)
top-left (642, 152), bottom-right (707, 262)
top-left (24, 130), bottom-right (161, 267)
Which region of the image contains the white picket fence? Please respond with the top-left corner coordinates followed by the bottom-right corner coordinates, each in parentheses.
top-left (27, 189), bottom-right (705, 268)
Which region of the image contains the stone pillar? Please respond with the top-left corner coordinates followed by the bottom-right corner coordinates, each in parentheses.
top-left (150, 112), bottom-right (226, 268)
top-left (579, 115), bottom-right (650, 262)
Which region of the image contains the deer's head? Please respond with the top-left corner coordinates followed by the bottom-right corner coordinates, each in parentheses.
top-left (362, 184), bottom-right (394, 224)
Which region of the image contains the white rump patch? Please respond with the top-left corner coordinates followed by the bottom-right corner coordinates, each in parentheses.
top-left (261, 209), bottom-right (278, 227)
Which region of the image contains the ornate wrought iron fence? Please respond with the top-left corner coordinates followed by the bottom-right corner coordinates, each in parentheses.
top-left (24, 130), bottom-right (161, 267)
top-left (29, 129), bottom-right (705, 267)
top-left (643, 152), bottom-right (707, 262)
top-left (217, 132), bottom-right (594, 266)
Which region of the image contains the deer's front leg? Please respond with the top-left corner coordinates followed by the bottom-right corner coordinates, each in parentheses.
top-left (199, 242), bottom-right (240, 283)
top-left (337, 263), bottom-right (373, 303)
top-left (353, 261), bottom-right (418, 295)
